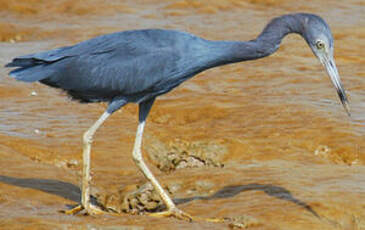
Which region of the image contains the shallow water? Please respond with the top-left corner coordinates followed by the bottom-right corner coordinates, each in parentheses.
top-left (0, 0), bottom-right (364, 229)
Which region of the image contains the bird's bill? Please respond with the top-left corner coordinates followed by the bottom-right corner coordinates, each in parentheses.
top-left (323, 57), bottom-right (351, 117)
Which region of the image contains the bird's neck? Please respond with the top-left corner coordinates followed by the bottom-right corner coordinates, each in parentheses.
top-left (209, 14), bottom-right (305, 65)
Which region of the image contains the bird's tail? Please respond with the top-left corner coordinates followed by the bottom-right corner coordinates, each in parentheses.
top-left (5, 58), bottom-right (55, 82)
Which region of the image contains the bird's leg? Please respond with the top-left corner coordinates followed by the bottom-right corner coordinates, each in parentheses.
top-left (132, 99), bottom-right (192, 221)
top-left (63, 111), bottom-right (111, 215)
top-left (132, 121), bottom-right (192, 221)
top-left (134, 99), bottom-right (224, 223)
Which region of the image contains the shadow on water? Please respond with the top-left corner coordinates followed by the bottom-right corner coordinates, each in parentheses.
top-left (174, 183), bottom-right (319, 218)
top-left (0, 175), bottom-right (80, 202)
top-left (0, 175), bottom-right (318, 217)
top-left (0, 175), bottom-right (104, 209)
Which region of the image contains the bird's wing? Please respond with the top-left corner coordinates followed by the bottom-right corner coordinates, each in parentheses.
top-left (6, 29), bottom-right (198, 68)
top-left (56, 47), bottom-right (183, 96)
top-left (5, 31), bottom-right (165, 83)
top-left (5, 33), bottom-right (131, 68)
top-left (6, 29), bottom-right (205, 102)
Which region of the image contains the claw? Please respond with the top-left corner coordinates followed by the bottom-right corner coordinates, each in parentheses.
top-left (61, 204), bottom-right (84, 215)
top-left (197, 217), bottom-right (226, 223)
top-left (61, 204), bottom-right (107, 216)
top-left (148, 207), bottom-right (193, 222)
top-left (148, 207), bottom-right (225, 223)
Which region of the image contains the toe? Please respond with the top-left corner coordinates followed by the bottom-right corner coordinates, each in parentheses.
top-left (148, 208), bottom-right (224, 223)
top-left (61, 205), bottom-right (84, 215)
top-left (87, 204), bottom-right (108, 215)
top-left (148, 208), bottom-right (193, 222)
top-left (61, 204), bottom-right (109, 216)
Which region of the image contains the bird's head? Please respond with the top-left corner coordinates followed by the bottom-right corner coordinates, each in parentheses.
top-left (300, 14), bottom-right (350, 116)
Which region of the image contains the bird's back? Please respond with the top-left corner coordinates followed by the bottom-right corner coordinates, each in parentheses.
top-left (6, 29), bottom-right (214, 103)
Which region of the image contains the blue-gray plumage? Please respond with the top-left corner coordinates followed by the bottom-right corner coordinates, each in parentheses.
top-left (5, 13), bottom-right (350, 221)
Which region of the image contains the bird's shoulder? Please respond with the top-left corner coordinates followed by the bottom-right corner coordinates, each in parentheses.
top-left (84, 29), bottom-right (207, 58)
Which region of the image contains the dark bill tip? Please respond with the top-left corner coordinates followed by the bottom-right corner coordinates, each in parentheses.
top-left (336, 88), bottom-right (351, 117)
top-left (324, 57), bottom-right (351, 117)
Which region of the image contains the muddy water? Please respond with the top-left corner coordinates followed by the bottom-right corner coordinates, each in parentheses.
top-left (0, 0), bottom-right (364, 229)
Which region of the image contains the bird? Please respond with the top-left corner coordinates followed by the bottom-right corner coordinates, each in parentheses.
top-left (5, 13), bottom-right (350, 221)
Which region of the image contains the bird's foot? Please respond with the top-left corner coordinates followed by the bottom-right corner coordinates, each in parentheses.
top-left (148, 207), bottom-right (193, 222)
top-left (61, 204), bottom-right (107, 216)
top-left (197, 216), bottom-right (226, 223)
top-left (148, 207), bottom-right (224, 223)
top-left (62, 204), bottom-right (84, 215)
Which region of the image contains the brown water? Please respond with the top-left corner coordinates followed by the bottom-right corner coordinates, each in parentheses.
top-left (0, 0), bottom-right (364, 229)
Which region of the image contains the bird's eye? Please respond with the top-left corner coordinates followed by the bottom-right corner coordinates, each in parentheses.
top-left (316, 40), bottom-right (325, 49)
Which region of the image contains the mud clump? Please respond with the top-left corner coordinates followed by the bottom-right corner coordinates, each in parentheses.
top-left (119, 183), bottom-right (162, 214)
top-left (98, 179), bottom-right (216, 215)
top-left (98, 183), bottom-right (164, 214)
top-left (225, 215), bottom-right (261, 229)
top-left (54, 159), bottom-right (79, 169)
top-left (147, 138), bottom-right (226, 172)
top-left (314, 145), bottom-right (359, 166)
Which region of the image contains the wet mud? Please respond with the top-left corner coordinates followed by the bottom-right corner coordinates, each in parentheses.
top-left (147, 138), bottom-right (225, 172)
top-left (0, 0), bottom-right (364, 229)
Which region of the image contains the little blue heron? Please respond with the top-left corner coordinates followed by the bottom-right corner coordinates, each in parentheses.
top-left (6, 13), bottom-right (350, 221)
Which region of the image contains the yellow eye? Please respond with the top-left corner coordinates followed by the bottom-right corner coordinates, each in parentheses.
top-left (316, 40), bottom-right (325, 49)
